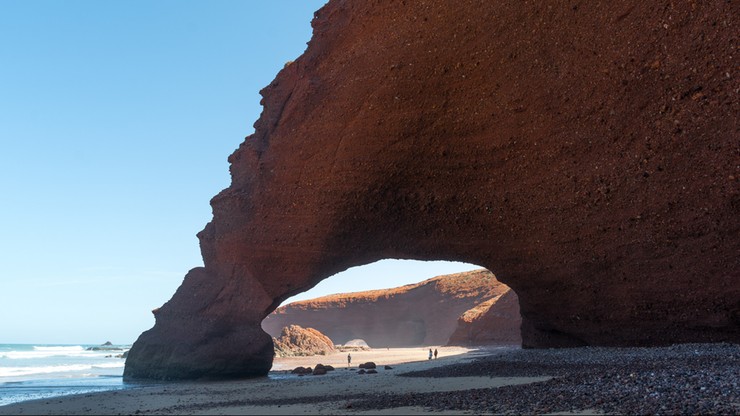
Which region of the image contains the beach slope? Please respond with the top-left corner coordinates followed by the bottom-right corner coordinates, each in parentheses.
top-left (2, 343), bottom-right (736, 414)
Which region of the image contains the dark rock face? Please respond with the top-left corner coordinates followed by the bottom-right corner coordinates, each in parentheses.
top-left (124, 0), bottom-right (739, 380)
top-left (262, 270), bottom-right (514, 347)
top-left (124, 268), bottom-right (274, 380)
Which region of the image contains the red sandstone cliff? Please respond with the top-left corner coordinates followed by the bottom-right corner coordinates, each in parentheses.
top-left (263, 269), bottom-right (518, 347)
top-left (447, 289), bottom-right (522, 346)
top-left (125, 0), bottom-right (739, 380)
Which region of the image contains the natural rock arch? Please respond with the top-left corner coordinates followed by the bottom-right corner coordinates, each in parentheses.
top-left (124, 0), bottom-right (739, 380)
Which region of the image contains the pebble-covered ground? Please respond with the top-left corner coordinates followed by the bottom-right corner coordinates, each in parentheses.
top-left (344, 343), bottom-right (740, 415)
top-left (243, 343), bottom-right (739, 415)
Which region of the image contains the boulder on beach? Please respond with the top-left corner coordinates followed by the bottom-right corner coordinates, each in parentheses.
top-left (290, 366), bottom-right (313, 375)
top-left (358, 362), bottom-right (376, 369)
top-left (312, 367), bottom-right (327, 375)
top-left (312, 363), bottom-right (335, 375)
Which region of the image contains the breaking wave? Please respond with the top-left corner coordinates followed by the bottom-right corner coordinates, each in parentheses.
top-left (0, 346), bottom-right (125, 360)
top-left (0, 364), bottom-right (93, 378)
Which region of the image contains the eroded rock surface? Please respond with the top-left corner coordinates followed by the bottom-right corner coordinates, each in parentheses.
top-left (272, 325), bottom-right (335, 357)
top-left (263, 269), bottom-right (514, 347)
top-left (125, 0), bottom-right (739, 380)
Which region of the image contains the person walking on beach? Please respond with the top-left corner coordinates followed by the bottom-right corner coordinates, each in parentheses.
top-left (347, 353), bottom-right (352, 368)
top-left (428, 348), bottom-right (433, 360)
top-left (434, 348), bottom-right (438, 359)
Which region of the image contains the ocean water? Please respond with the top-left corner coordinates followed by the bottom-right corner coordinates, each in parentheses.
top-left (0, 344), bottom-right (136, 407)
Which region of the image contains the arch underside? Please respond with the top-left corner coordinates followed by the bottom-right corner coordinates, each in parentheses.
top-left (124, 0), bottom-right (739, 380)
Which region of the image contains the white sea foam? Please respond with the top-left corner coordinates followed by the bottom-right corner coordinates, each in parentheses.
top-left (0, 344), bottom-right (128, 407)
top-left (0, 346), bottom-right (124, 360)
top-left (2, 349), bottom-right (84, 360)
top-left (32, 346), bottom-right (85, 352)
top-left (0, 364), bottom-right (92, 377)
top-left (91, 362), bottom-right (124, 369)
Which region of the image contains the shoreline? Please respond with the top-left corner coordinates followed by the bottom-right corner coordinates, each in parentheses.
top-left (1, 343), bottom-right (736, 415)
top-left (0, 346), bottom-right (532, 415)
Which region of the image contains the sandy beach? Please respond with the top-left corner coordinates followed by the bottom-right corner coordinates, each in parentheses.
top-left (1, 343), bottom-right (737, 415)
top-left (0, 346), bottom-right (542, 415)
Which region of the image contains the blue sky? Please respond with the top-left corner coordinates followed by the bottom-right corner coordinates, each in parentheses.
top-left (0, 1), bottom-right (478, 345)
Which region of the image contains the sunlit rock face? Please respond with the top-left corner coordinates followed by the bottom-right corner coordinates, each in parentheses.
top-left (272, 325), bottom-right (336, 357)
top-left (124, 0), bottom-right (739, 380)
top-left (263, 269), bottom-right (515, 347)
top-left (447, 289), bottom-right (522, 346)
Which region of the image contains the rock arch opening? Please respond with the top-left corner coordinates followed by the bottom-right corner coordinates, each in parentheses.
top-left (261, 259), bottom-right (522, 351)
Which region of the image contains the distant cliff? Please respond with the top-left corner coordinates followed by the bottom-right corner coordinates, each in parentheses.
top-left (262, 269), bottom-right (520, 347)
top-left (447, 288), bottom-right (522, 346)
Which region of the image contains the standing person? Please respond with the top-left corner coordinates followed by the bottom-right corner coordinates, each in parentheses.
top-left (428, 348), bottom-right (433, 360)
top-left (347, 353), bottom-right (352, 368)
top-left (434, 348), bottom-right (438, 359)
